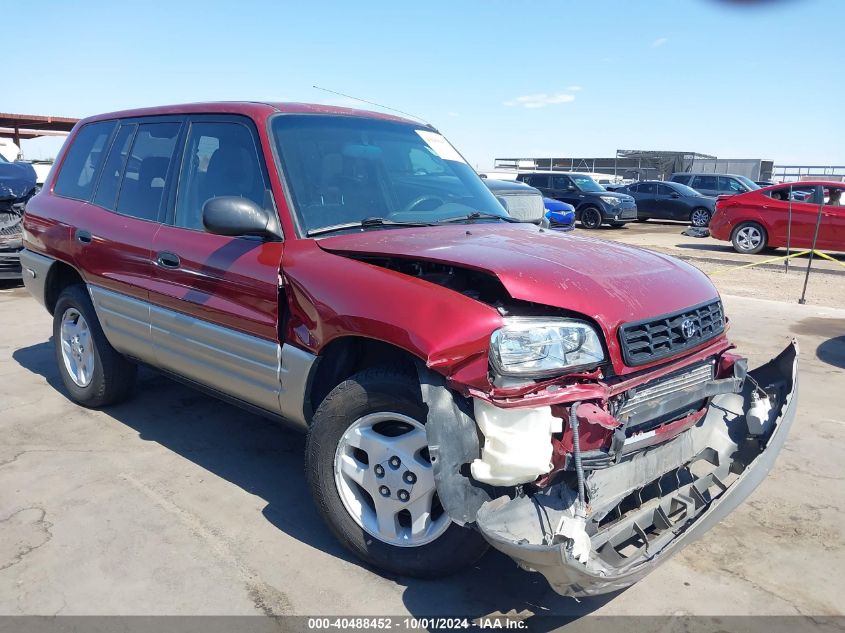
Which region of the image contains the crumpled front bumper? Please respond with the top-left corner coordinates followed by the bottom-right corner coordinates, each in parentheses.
top-left (424, 341), bottom-right (799, 598)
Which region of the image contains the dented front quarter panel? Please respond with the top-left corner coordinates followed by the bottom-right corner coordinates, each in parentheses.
top-left (280, 239), bottom-right (503, 388)
top-left (469, 342), bottom-right (799, 597)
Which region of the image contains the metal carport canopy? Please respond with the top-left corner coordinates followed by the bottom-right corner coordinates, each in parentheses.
top-left (0, 113), bottom-right (79, 142)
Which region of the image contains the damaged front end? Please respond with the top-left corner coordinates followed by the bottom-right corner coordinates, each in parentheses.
top-left (421, 341), bottom-right (798, 597)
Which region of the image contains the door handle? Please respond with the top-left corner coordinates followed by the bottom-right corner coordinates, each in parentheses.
top-left (75, 229), bottom-right (92, 244)
top-left (156, 251), bottom-right (181, 268)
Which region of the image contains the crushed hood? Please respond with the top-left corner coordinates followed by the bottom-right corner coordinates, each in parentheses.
top-left (318, 224), bottom-right (720, 369)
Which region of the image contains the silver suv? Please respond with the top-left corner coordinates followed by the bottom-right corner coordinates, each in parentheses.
top-left (670, 172), bottom-right (760, 197)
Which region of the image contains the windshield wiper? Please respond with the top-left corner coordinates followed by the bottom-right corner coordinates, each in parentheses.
top-left (306, 216), bottom-right (434, 237)
top-left (436, 211), bottom-right (520, 224)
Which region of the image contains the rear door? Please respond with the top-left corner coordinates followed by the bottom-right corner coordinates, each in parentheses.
top-left (53, 117), bottom-right (183, 364)
top-left (148, 114), bottom-right (286, 415)
top-left (632, 182), bottom-right (658, 216)
top-left (522, 174), bottom-right (551, 196)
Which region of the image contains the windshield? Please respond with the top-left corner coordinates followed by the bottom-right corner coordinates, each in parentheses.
top-left (736, 175), bottom-right (760, 191)
top-left (570, 174), bottom-right (605, 193)
top-left (270, 115), bottom-right (509, 235)
top-left (673, 183), bottom-right (702, 197)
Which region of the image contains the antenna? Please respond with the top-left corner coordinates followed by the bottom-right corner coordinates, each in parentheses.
top-left (312, 85), bottom-right (431, 126)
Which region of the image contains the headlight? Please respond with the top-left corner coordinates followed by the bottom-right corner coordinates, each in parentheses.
top-left (489, 318), bottom-right (605, 377)
top-left (600, 195), bottom-right (621, 205)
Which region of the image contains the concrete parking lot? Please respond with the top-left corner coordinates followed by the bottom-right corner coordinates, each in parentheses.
top-left (1, 229), bottom-right (844, 623)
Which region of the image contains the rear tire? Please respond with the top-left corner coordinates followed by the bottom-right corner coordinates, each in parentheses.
top-left (690, 207), bottom-right (712, 227)
top-left (306, 366), bottom-right (488, 578)
top-left (731, 222), bottom-right (767, 254)
top-left (579, 206), bottom-right (603, 229)
top-left (53, 285), bottom-right (136, 407)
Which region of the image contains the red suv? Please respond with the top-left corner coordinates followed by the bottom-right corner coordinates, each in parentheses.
top-left (710, 181), bottom-right (845, 254)
top-left (20, 102), bottom-right (797, 597)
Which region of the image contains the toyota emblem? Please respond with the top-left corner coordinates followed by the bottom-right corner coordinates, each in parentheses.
top-left (681, 318), bottom-right (698, 339)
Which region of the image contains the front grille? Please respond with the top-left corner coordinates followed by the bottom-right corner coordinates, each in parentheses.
top-left (0, 206), bottom-right (24, 238)
top-left (619, 207), bottom-right (637, 219)
top-left (619, 300), bottom-right (724, 366)
top-left (501, 193), bottom-right (545, 223)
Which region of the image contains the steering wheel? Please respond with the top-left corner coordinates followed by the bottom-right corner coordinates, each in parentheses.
top-left (400, 195), bottom-right (445, 214)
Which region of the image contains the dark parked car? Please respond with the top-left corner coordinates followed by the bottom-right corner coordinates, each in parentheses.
top-left (710, 181), bottom-right (845, 254)
top-left (0, 153), bottom-right (37, 279)
top-left (621, 180), bottom-right (716, 227)
top-left (20, 102), bottom-right (797, 598)
top-left (483, 178), bottom-right (546, 223)
top-left (516, 171), bottom-right (637, 229)
top-left (670, 173), bottom-right (760, 198)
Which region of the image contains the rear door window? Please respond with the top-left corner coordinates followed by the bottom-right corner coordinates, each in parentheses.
top-left (527, 174), bottom-right (550, 188)
top-left (54, 121), bottom-right (116, 201)
top-left (115, 122), bottom-right (182, 222)
top-left (694, 175), bottom-right (718, 191)
top-left (93, 124), bottom-right (136, 210)
top-left (174, 120), bottom-right (267, 231)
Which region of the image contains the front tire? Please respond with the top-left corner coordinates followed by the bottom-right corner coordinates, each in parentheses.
top-left (579, 206), bottom-right (603, 229)
top-left (306, 366), bottom-right (487, 578)
top-left (731, 222), bottom-right (768, 254)
top-left (53, 284), bottom-right (136, 407)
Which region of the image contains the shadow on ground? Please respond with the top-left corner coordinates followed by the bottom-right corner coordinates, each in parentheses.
top-left (13, 339), bottom-right (615, 625)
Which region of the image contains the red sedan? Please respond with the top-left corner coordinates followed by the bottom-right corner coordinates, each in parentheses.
top-left (709, 181), bottom-right (845, 254)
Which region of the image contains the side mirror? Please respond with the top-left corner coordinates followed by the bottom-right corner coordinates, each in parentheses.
top-left (567, 185), bottom-right (577, 192)
top-left (495, 196), bottom-right (510, 211)
top-left (202, 196), bottom-right (280, 239)
top-left (670, 192), bottom-right (680, 198)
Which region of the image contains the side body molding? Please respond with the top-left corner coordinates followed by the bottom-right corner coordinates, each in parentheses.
top-left (88, 285), bottom-right (315, 429)
top-left (88, 285), bottom-right (154, 365)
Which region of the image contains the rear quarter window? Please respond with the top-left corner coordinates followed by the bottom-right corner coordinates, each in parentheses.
top-left (53, 121), bottom-right (117, 201)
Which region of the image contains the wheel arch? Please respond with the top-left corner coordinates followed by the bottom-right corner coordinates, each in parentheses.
top-left (306, 335), bottom-right (424, 422)
top-left (44, 261), bottom-right (85, 315)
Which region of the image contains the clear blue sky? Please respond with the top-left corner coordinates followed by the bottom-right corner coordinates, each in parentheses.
top-left (7, 0), bottom-right (843, 168)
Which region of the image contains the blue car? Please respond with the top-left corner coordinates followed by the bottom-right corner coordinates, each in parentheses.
top-left (543, 197), bottom-right (576, 230)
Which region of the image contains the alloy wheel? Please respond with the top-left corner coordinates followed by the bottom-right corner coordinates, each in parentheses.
top-left (59, 308), bottom-right (95, 387)
top-left (581, 208), bottom-right (602, 229)
top-left (334, 412), bottom-right (450, 547)
top-left (690, 209), bottom-right (711, 227)
top-left (736, 226), bottom-right (763, 251)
